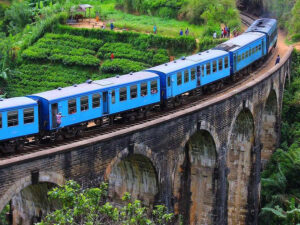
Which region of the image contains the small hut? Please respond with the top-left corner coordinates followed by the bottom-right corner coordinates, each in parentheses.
top-left (78, 4), bottom-right (93, 20)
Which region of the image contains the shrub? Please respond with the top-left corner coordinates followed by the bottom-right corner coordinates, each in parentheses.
top-left (101, 58), bottom-right (148, 74)
top-left (152, 53), bottom-right (169, 65)
top-left (292, 33), bottom-right (300, 42)
top-left (198, 36), bottom-right (227, 51)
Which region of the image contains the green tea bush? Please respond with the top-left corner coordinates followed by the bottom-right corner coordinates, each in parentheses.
top-left (198, 37), bottom-right (227, 51)
top-left (7, 63), bottom-right (104, 97)
top-left (54, 24), bottom-right (197, 52)
top-left (21, 33), bottom-right (100, 67)
top-left (152, 53), bottom-right (169, 65)
top-left (101, 59), bottom-right (148, 74)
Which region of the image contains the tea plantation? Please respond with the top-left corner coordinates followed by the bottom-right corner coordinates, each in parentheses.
top-left (6, 23), bottom-right (204, 97)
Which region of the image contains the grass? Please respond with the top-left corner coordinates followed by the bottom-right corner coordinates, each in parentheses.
top-left (68, 0), bottom-right (206, 38)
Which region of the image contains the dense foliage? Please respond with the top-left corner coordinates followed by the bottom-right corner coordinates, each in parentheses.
top-left (259, 50), bottom-right (300, 225)
top-left (37, 180), bottom-right (174, 225)
top-left (6, 63), bottom-right (103, 97)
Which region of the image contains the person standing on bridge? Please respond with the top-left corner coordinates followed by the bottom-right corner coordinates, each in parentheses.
top-left (275, 55), bottom-right (280, 65)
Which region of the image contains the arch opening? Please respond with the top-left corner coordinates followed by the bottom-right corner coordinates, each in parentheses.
top-left (227, 108), bottom-right (254, 225)
top-left (108, 154), bottom-right (159, 207)
top-left (176, 130), bottom-right (217, 225)
top-left (0, 182), bottom-right (59, 225)
top-left (261, 90), bottom-right (278, 168)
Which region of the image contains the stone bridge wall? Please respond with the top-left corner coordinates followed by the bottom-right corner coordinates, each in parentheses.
top-left (0, 47), bottom-right (293, 225)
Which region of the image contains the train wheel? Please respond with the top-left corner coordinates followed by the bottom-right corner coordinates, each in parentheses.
top-left (3, 142), bottom-right (16, 154)
top-left (16, 141), bottom-right (24, 153)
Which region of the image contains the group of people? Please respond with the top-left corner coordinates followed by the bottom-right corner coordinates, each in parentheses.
top-left (101, 22), bottom-right (114, 30)
top-left (179, 28), bottom-right (189, 36)
top-left (221, 26), bottom-right (230, 38)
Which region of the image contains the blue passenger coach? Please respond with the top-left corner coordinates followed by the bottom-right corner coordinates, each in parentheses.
top-left (146, 49), bottom-right (230, 100)
top-left (215, 32), bottom-right (267, 74)
top-left (28, 71), bottom-right (160, 131)
top-left (246, 18), bottom-right (277, 53)
top-left (93, 71), bottom-right (160, 115)
top-left (0, 97), bottom-right (39, 141)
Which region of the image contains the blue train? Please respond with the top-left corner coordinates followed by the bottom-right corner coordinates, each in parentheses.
top-left (0, 18), bottom-right (277, 153)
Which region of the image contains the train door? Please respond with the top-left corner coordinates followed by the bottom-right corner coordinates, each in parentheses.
top-left (262, 39), bottom-right (265, 55)
top-left (233, 53), bottom-right (237, 72)
top-left (196, 65), bottom-right (201, 87)
top-left (103, 92), bottom-right (109, 114)
top-left (167, 75), bottom-right (172, 97)
top-left (51, 103), bottom-right (58, 129)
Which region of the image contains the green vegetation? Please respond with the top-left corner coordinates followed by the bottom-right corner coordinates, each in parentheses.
top-left (6, 63), bottom-right (102, 97)
top-left (259, 50), bottom-right (300, 225)
top-left (37, 180), bottom-right (174, 225)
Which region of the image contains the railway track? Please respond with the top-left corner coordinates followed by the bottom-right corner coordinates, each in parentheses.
top-left (0, 14), bottom-right (263, 162)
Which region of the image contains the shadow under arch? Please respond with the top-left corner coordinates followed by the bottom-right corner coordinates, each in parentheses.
top-left (175, 129), bottom-right (217, 225)
top-left (0, 171), bottom-right (64, 225)
top-left (226, 108), bottom-right (255, 225)
top-left (260, 89), bottom-right (278, 167)
top-left (108, 153), bottom-right (159, 207)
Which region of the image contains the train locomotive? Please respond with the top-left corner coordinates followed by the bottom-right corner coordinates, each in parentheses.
top-left (0, 18), bottom-right (278, 153)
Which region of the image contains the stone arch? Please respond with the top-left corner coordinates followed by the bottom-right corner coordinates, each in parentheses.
top-left (227, 108), bottom-right (255, 225)
top-left (0, 171), bottom-right (64, 225)
top-left (107, 146), bottom-right (159, 207)
top-left (261, 89), bottom-right (278, 167)
top-left (174, 129), bottom-right (218, 225)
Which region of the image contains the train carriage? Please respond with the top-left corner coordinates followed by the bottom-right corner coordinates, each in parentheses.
top-left (28, 71), bottom-right (160, 132)
top-left (246, 18), bottom-right (278, 53)
top-left (215, 32), bottom-right (267, 74)
top-left (146, 49), bottom-right (230, 101)
top-left (0, 97), bottom-right (39, 152)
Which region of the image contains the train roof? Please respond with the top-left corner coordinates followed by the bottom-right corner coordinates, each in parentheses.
top-left (0, 97), bottom-right (37, 111)
top-left (246, 18), bottom-right (277, 35)
top-left (30, 71), bottom-right (158, 101)
top-left (147, 49), bottom-right (228, 74)
top-left (214, 32), bottom-right (265, 52)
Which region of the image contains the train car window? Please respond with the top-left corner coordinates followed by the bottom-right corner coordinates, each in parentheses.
top-left (213, 61), bottom-right (217, 73)
top-left (259, 44), bottom-right (261, 50)
top-left (111, 90), bottom-right (115, 104)
top-left (184, 70), bottom-right (189, 83)
top-left (252, 48), bottom-right (255, 54)
top-left (191, 68), bottom-right (196, 80)
top-left (120, 87), bottom-right (127, 101)
top-left (201, 65), bottom-right (205, 76)
top-left (238, 55), bottom-right (241, 62)
top-left (242, 53), bottom-right (245, 60)
top-left (197, 66), bottom-right (201, 77)
top-left (206, 63), bottom-right (211, 75)
top-left (80, 96), bottom-right (89, 111)
top-left (0, 113), bottom-right (2, 128)
top-left (68, 99), bottom-right (77, 114)
top-left (219, 58), bottom-right (223, 70)
top-left (151, 80), bottom-right (158, 94)
top-left (167, 76), bottom-right (171, 86)
top-left (256, 46), bottom-right (258, 52)
top-left (141, 83), bottom-right (148, 96)
top-left (7, 111), bottom-right (18, 127)
top-left (225, 57), bottom-right (229, 68)
top-left (130, 85), bottom-right (137, 99)
top-left (177, 72), bottom-right (182, 85)
top-left (24, 108), bottom-right (34, 124)
top-left (249, 49), bottom-right (251, 56)
top-left (92, 94), bottom-right (100, 108)
top-left (246, 51), bottom-right (248, 58)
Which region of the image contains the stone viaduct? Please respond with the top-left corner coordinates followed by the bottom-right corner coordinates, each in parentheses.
top-left (0, 47), bottom-right (293, 225)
